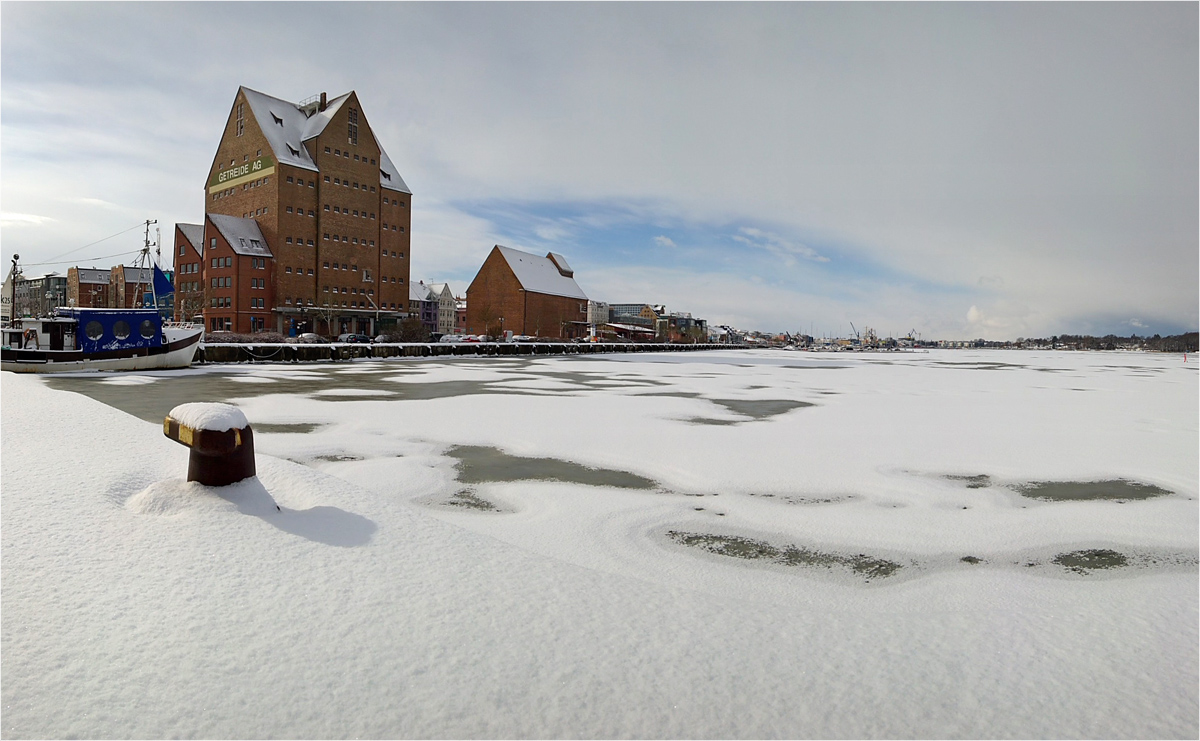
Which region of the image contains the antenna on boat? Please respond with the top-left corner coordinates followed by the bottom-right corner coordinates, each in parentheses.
top-left (133, 219), bottom-right (158, 308)
top-left (7, 254), bottom-right (19, 327)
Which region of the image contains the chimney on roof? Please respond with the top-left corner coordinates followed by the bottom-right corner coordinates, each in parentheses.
top-left (319, 92), bottom-right (327, 112)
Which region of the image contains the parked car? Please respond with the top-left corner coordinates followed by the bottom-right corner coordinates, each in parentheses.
top-left (438, 334), bottom-right (465, 343)
top-left (337, 333), bottom-right (371, 343)
top-left (293, 332), bottom-right (324, 343)
top-left (512, 335), bottom-right (535, 342)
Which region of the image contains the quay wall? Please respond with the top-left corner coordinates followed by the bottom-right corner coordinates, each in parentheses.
top-left (196, 342), bottom-right (748, 364)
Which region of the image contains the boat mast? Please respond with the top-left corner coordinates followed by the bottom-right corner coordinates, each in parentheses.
top-left (7, 254), bottom-right (18, 326)
top-left (135, 219), bottom-right (157, 309)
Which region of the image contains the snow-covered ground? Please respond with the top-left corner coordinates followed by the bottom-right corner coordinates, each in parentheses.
top-left (3, 349), bottom-right (1197, 738)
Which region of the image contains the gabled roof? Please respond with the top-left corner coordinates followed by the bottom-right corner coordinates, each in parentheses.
top-left (121, 267), bottom-right (155, 284)
top-left (207, 214), bottom-right (273, 257)
top-left (410, 282), bottom-right (435, 302)
top-left (239, 87), bottom-right (321, 172)
top-left (237, 86), bottom-right (412, 194)
top-left (495, 246), bottom-right (587, 300)
top-left (372, 131), bottom-right (412, 195)
top-left (75, 268), bottom-right (110, 284)
top-left (177, 223), bottom-right (204, 256)
top-left (425, 283), bottom-right (453, 299)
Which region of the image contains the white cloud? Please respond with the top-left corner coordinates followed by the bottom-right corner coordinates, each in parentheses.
top-left (1, 3), bottom-right (1194, 337)
top-left (0, 213), bottom-right (55, 226)
top-left (653, 235), bottom-right (676, 248)
top-left (731, 227), bottom-right (828, 265)
top-left (533, 224), bottom-right (572, 242)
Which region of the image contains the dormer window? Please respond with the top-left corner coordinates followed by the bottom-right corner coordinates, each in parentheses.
top-left (272, 112), bottom-right (283, 126)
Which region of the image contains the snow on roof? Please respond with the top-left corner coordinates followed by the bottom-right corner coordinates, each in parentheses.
top-left (607, 322), bottom-right (656, 334)
top-left (168, 402), bottom-right (248, 432)
top-left (298, 92), bottom-right (351, 143)
top-left (547, 253), bottom-right (573, 277)
top-left (240, 86), bottom-right (411, 194)
top-left (374, 132), bottom-right (412, 195)
top-left (495, 246), bottom-right (587, 300)
top-left (207, 214), bottom-right (273, 257)
top-left (410, 282), bottom-right (434, 302)
top-left (239, 87), bottom-right (320, 173)
top-left (426, 283), bottom-right (452, 298)
top-left (75, 268), bottom-right (110, 284)
top-left (177, 223), bottom-right (204, 256)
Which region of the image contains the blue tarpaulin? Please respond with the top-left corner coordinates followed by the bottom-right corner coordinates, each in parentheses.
top-left (72, 309), bottom-right (163, 354)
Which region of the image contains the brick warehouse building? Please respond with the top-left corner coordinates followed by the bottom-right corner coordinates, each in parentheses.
top-left (177, 86), bottom-right (413, 335)
top-left (465, 246), bottom-right (589, 340)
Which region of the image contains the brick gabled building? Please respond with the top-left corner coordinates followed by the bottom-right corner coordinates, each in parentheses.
top-left (465, 246), bottom-right (589, 339)
top-left (67, 267), bottom-right (111, 308)
top-left (203, 214), bottom-right (274, 332)
top-left (173, 223), bottom-right (205, 322)
top-left (110, 266), bottom-right (156, 309)
top-left (192, 85), bottom-right (412, 336)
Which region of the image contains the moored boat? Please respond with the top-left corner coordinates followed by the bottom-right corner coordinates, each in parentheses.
top-left (1, 308), bottom-right (203, 373)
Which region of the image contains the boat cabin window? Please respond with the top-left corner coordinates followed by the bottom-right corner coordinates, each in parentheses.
top-left (140, 320), bottom-right (156, 339)
top-left (85, 321), bottom-right (104, 340)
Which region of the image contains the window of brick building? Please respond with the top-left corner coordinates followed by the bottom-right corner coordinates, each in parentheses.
top-left (236, 103), bottom-right (244, 136)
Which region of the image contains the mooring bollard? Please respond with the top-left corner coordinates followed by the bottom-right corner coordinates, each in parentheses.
top-left (163, 402), bottom-right (256, 487)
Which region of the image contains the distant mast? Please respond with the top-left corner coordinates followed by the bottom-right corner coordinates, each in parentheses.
top-left (135, 219), bottom-right (158, 309)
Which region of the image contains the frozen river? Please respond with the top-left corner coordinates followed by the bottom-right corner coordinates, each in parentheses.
top-left (6, 348), bottom-right (1198, 738)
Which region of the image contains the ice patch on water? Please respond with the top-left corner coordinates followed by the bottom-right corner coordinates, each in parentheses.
top-left (99, 374), bottom-right (159, 385)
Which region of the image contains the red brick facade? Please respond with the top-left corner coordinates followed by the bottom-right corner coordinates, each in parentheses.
top-left (173, 225), bottom-right (205, 322)
top-left (66, 268), bottom-right (111, 308)
top-left (465, 247), bottom-right (588, 339)
top-left (201, 218), bottom-right (275, 333)
top-left (185, 86), bottom-right (411, 336)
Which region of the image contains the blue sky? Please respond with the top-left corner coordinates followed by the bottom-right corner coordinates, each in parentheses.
top-left (2, 2), bottom-right (1196, 338)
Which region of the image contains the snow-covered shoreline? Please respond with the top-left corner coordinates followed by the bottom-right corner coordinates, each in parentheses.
top-left (3, 350), bottom-right (1196, 738)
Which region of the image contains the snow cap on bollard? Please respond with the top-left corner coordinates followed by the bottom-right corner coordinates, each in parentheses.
top-left (163, 402), bottom-right (256, 486)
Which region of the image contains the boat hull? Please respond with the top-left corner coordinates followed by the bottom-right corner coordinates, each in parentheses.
top-left (1, 329), bottom-right (202, 373)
